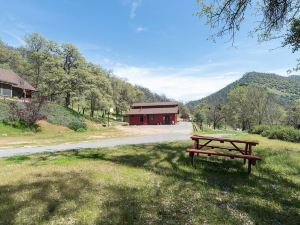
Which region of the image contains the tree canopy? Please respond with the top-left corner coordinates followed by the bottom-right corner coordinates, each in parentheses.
top-left (0, 33), bottom-right (169, 117)
top-left (197, 0), bottom-right (300, 42)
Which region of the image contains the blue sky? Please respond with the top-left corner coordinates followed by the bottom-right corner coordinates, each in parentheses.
top-left (0, 0), bottom-right (299, 102)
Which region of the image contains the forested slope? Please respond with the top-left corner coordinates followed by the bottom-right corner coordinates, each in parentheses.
top-left (0, 33), bottom-right (168, 117)
top-left (187, 72), bottom-right (300, 110)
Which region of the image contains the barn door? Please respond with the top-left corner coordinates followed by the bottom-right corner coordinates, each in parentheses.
top-left (165, 115), bottom-right (171, 125)
top-left (140, 115), bottom-right (144, 124)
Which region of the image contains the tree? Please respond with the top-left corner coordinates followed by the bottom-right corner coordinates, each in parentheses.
top-left (0, 40), bottom-right (26, 72)
top-left (265, 102), bottom-right (286, 125)
top-left (197, 0), bottom-right (300, 42)
top-left (227, 85), bottom-right (282, 129)
top-left (227, 86), bottom-right (253, 130)
top-left (60, 44), bottom-right (84, 107)
top-left (286, 100), bottom-right (300, 129)
top-left (283, 18), bottom-right (300, 70)
top-left (179, 104), bottom-right (190, 120)
top-left (24, 33), bottom-right (51, 89)
top-left (206, 104), bottom-right (225, 129)
top-left (1, 32), bottom-right (170, 122)
top-left (84, 65), bottom-right (113, 118)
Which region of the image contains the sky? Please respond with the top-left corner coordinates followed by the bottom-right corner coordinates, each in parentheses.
top-left (0, 0), bottom-right (299, 102)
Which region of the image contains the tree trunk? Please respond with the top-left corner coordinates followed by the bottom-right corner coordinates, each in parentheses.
top-left (65, 93), bottom-right (71, 107)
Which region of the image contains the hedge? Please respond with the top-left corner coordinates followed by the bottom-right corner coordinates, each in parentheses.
top-left (249, 125), bottom-right (300, 143)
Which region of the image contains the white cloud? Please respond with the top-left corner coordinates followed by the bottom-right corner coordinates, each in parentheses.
top-left (129, 0), bottom-right (142, 19)
top-left (135, 26), bottom-right (147, 33)
top-left (112, 63), bottom-right (244, 102)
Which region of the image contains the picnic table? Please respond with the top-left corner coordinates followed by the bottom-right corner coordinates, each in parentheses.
top-left (186, 135), bottom-right (261, 174)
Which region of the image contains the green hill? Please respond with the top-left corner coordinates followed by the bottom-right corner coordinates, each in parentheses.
top-left (187, 72), bottom-right (300, 110)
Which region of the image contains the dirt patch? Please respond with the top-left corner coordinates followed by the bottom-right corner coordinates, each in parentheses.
top-left (115, 125), bottom-right (172, 136)
top-left (37, 120), bottom-right (71, 132)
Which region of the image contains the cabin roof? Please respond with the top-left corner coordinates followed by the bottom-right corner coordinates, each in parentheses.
top-left (127, 106), bottom-right (179, 115)
top-left (0, 68), bottom-right (36, 91)
top-left (132, 101), bottom-right (178, 107)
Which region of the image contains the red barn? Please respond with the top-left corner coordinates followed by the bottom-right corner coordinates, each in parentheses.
top-left (127, 102), bottom-right (179, 125)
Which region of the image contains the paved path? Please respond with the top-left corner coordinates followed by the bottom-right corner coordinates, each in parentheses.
top-left (0, 122), bottom-right (192, 158)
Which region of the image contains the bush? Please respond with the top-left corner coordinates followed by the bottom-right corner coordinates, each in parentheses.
top-left (0, 100), bottom-right (10, 121)
top-left (249, 125), bottom-right (271, 135)
top-left (1, 98), bottom-right (45, 132)
top-left (3, 119), bottom-right (41, 132)
top-left (42, 103), bottom-right (86, 131)
top-left (249, 125), bottom-right (300, 143)
top-left (67, 121), bottom-right (87, 131)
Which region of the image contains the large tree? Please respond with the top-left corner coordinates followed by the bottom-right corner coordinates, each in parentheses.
top-left (286, 99), bottom-right (300, 129)
top-left (283, 18), bottom-right (300, 70)
top-left (23, 33), bottom-right (51, 89)
top-left (227, 85), bottom-right (281, 129)
top-left (197, 0), bottom-right (300, 42)
top-left (60, 44), bottom-right (85, 107)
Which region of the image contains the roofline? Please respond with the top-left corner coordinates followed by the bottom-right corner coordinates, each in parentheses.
top-left (132, 101), bottom-right (178, 106)
top-left (0, 81), bottom-right (36, 91)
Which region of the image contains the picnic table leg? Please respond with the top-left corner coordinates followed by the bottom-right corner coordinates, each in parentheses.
top-left (247, 145), bottom-right (253, 174)
top-left (247, 159), bottom-right (252, 174)
top-left (189, 152), bottom-right (195, 166)
top-left (244, 143), bottom-right (248, 165)
top-left (194, 140), bottom-right (199, 156)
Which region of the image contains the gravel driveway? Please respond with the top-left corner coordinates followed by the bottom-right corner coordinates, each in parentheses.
top-left (0, 122), bottom-right (192, 158)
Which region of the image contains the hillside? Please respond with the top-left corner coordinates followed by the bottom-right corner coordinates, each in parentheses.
top-left (0, 34), bottom-right (169, 116)
top-left (187, 72), bottom-right (300, 110)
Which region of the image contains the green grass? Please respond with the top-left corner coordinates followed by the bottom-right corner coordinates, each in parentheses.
top-left (0, 123), bottom-right (34, 136)
top-left (0, 133), bottom-right (299, 225)
top-left (0, 120), bottom-right (127, 148)
top-left (193, 124), bottom-right (246, 136)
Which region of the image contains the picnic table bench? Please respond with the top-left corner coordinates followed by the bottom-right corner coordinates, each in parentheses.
top-left (186, 135), bottom-right (261, 174)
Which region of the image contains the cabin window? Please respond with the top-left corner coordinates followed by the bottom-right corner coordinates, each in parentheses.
top-left (140, 116), bottom-right (144, 123)
top-left (0, 83), bottom-right (12, 97)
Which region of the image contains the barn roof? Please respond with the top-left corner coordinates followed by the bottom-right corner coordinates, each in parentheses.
top-left (0, 68), bottom-right (36, 91)
top-left (127, 106), bottom-right (179, 115)
top-left (132, 101), bottom-right (178, 107)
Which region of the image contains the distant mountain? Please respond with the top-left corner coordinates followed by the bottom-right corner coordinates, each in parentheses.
top-left (187, 72), bottom-right (300, 110)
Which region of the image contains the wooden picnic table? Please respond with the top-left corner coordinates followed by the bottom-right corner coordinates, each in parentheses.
top-left (186, 135), bottom-right (261, 174)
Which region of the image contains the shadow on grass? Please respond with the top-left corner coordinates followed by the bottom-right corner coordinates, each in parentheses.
top-left (1, 142), bottom-right (299, 224)
top-left (0, 171), bottom-right (93, 225)
top-left (94, 143), bottom-right (300, 224)
top-left (6, 155), bottom-right (31, 163)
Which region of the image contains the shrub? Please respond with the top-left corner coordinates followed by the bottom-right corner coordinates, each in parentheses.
top-left (6, 98), bottom-right (45, 132)
top-left (42, 103), bottom-right (86, 130)
top-left (0, 100), bottom-right (10, 121)
top-left (249, 125), bottom-right (300, 143)
top-left (67, 121), bottom-right (87, 131)
top-left (76, 127), bottom-right (87, 132)
top-left (249, 125), bottom-right (271, 134)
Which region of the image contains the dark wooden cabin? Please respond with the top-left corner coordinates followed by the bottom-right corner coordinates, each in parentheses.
top-left (0, 68), bottom-right (35, 99)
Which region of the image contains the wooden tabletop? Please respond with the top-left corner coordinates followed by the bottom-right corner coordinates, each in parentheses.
top-left (191, 135), bottom-right (259, 145)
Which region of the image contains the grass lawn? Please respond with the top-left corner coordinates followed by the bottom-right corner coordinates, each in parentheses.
top-left (0, 133), bottom-right (299, 224)
top-left (0, 120), bottom-right (127, 148)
